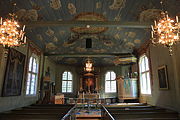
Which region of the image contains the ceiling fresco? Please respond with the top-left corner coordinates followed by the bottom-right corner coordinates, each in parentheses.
top-left (0, 0), bottom-right (179, 66)
top-left (71, 12), bottom-right (108, 34)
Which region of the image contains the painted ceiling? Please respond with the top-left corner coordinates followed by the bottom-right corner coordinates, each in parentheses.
top-left (0, 0), bottom-right (179, 66)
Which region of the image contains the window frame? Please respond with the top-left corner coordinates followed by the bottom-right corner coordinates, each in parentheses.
top-left (139, 55), bottom-right (151, 95)
top-left (26, 55), bottom-right (39, 96)
top-left (61, 71), bottom-right (73, 93)
top-left (105, 71), bottom-right (117, 93)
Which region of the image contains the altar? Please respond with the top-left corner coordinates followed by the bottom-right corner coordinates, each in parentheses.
top-left (77, 72), bottom-right (99, 102)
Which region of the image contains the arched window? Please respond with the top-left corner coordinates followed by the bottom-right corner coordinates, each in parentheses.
top-left (62, 71), bottom-right (73, 93)
top-left (105, 71), bottom-right (116, 93)
top-left (139, 55), bottom-right (151, 94)
top-left (26, 56), bottom-right (39, 95)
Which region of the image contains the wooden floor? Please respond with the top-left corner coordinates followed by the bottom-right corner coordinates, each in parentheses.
top-left (0, 104), bottom-right (74, 120)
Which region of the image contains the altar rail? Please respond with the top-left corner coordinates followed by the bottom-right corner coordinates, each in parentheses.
top-left (101, 104), bottom-right (115, 120)
top-left (61, 105), bottom-right (77, 120)
top-left (61, 102), bottom-right (115, 120)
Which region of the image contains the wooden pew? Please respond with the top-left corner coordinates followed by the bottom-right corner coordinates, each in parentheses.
top-left (106, 105), bottom-right (156, 109)
top-left (106, 105), bottom-right (179, 120)
top-left (0, 113), bottom-right (62, 120)
top-left (107, 108), bottom-right (167, 113)
top-left (12, 109), bottom-right (66, 113)
top-left (111, 111), bottom-right (178, 119)
top-left (0, 104), bottom-right (74, 120)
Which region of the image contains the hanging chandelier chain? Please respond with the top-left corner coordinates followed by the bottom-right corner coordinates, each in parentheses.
top-left (160, 0), bottom-right (164, 12)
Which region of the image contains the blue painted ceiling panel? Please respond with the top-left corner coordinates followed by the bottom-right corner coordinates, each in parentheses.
top-left (0, 0), bottom-right (179, 66)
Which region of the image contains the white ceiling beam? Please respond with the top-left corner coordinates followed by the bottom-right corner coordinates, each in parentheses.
top-left (24, 21), bottom-right (152, 29)
top-left (44, 53), bottom-right (134, 57)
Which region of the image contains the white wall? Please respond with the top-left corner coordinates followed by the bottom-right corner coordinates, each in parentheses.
top-left (55, 64), bottom-right (79, 98)
top-left (99, 65), bottom-right (126, 98)
top-left (140, 44), bottom-right (180, 113)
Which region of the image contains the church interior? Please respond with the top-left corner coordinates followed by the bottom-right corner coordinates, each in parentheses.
top-left (0, 0), bottom-right (180, 119)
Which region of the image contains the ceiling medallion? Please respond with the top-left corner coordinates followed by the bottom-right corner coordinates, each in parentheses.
top-left (71, 12), bottom-right (108, 34)
top-left (151, 1), bottom-right (179, 55)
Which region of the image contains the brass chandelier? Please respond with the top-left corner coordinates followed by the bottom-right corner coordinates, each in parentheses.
top-left (151, 1), bottom-right (179, 55)
top-left (84, 58), bottom-right (94, 72)
top-left (0, 4), bottom-right (26, 48)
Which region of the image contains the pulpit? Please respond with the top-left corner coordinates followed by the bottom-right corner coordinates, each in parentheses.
top-left (116, 76), bottom-right (138, 102)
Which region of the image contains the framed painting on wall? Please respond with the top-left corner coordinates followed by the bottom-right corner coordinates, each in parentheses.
top-left (158, 65), bottom-right (168, 89)
top-left (2, 48), bottom-right (26, 96)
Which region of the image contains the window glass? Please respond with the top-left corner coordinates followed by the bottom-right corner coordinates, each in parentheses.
top-left (62, 71), bottom-right (73, 93)
top-left (26, 56), bottom-right (38, 95)
top-left (139, 55), bottom-right (151, 94)
top-left (32, 60), bottom-right (37, 73)
top-left (105, 72), bottom-right (110, 80)
top-left (105, 71), bottom-right (116, 93)
top-left (111, 72), bottom-right (116, 80)
top-left (28, 57), bottom-right (33, 71)
top-left (105, 81), bottom-right (110, 92)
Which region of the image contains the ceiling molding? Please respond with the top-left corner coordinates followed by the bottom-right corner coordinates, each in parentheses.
top-left (44, 53), bottom-right (134, 57)
top-left (24, 21), bottom-right (152, 29)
